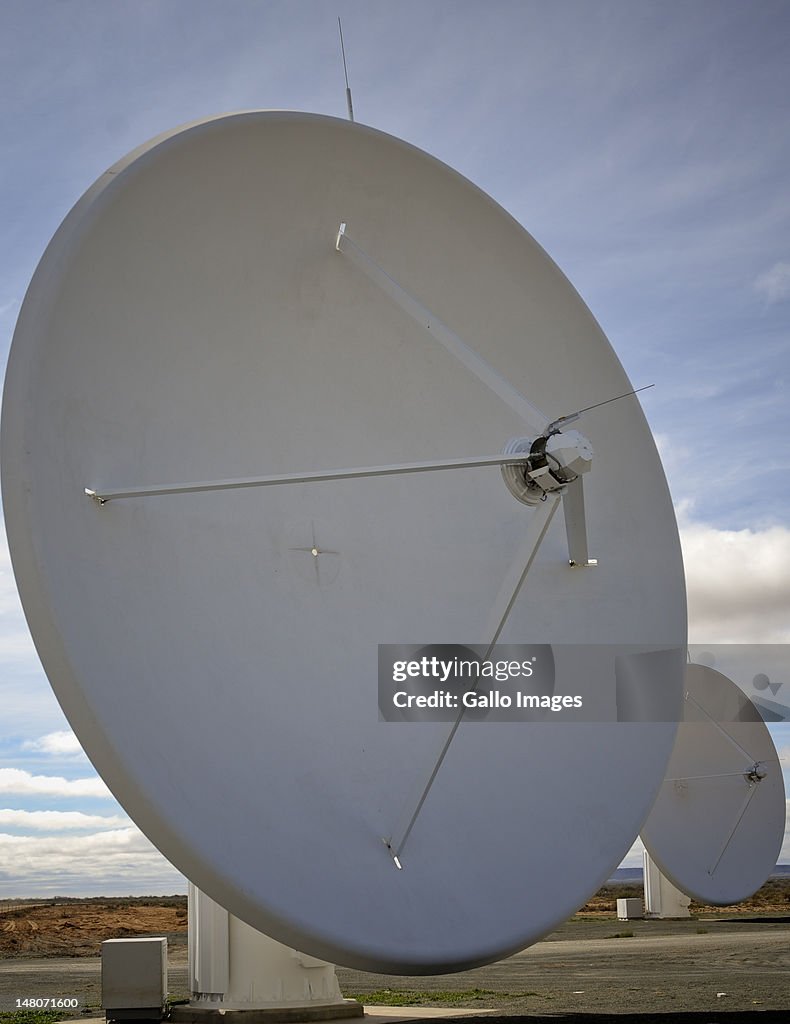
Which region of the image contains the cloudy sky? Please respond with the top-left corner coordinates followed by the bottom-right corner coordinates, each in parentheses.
top-left (1, 0), bottom-right (788, 897)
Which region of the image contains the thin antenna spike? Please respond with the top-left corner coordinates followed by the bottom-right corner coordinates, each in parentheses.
top-left (338, 17), bottom-right (354, 122)
top-left (546, 384), bottom-right (655, 433)
top-left (573, 383), bottom-right (655, 417)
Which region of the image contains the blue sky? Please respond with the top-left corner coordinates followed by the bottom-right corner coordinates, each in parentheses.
top-left (0, 0), bottom-right (788, 897)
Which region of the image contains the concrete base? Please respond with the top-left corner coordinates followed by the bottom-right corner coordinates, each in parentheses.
top-left (364, 1010), bottom-right (495, 1020)
top-left (105, 1010), bottom-right (164, 1022)
top-left (171, 1000), bottom-right (363, 1024)
top-left (80, 1009), bottom-right (492, 1024)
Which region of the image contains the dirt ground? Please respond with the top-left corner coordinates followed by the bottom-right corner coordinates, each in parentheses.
top-left (2, 882), bottom-right (788, 959)
top-left (0, 883), bottom-right (788, 1017)
top-left (0, 897), bottom-right (187, 959)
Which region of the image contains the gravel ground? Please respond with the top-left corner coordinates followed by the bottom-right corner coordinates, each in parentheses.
top-left (0, 917), bottom-right (788, 1019)
top-left (338, 917), bottom-right (790, 1016)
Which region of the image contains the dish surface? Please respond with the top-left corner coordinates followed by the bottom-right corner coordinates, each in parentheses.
top-left (642, 663), bottom-right (784, 905)
top-left (2, 112), bottom-right (686, 971)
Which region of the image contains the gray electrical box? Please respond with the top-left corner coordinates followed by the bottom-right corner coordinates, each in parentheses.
top-left (102, 937), bottom-right (167, 1021)
top-left (616, 897), bottom-right (643, 920)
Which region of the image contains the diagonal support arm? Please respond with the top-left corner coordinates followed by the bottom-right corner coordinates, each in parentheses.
top-left (386, 493), bottom-right (561, 863)
top-left (336, 223), bottom-right (547, 434)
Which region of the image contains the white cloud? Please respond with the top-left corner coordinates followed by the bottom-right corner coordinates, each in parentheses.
top-left (754, 261), bottom-right (790, 304)
top-left (0, 827), bottom-right (184, 897)
top-left (0, 808), bottom-right (128, 830)
top-left (0, 768), bottom-right (112, 798)
top-left (680, 509), bottom-right (790, 643)
top-left (23, 730), bottom-right (85, 757)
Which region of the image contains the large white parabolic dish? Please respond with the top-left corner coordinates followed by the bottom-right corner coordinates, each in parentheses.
top-left (2, 112), bottom-right (686, 972)
top-left (641, 663), bottom-right (784, 905)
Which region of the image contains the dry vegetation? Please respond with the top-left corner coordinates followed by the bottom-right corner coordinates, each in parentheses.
top-left (576, 877), bottom-right (790, 917)
top-left (1, 881), bottom-right (788, 959)
top-left (0, 896), bottom-right (187, 958)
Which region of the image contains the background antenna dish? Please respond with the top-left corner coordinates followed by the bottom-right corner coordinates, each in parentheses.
top-left (1, 111), bottom-right (686, 973)
top-left (641, 663), bottom-right (785, 906)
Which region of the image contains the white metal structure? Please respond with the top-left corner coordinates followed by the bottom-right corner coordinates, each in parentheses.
top-left (1, 111), bottom-right (686, 973)
top-left (182, 885), bottom-right (358, 1018)
top-left (641, 663), bottom-right (784, 905)
top-left (642, 850), bottom-right (691, 919)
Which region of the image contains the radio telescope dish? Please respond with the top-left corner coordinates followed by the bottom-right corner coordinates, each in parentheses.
top-left (2, 112), bottom-right (686, 972)
top-left (641, 663), bottom-right (785, 905)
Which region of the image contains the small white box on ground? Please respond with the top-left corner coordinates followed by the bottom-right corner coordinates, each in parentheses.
top-left (102, 937), bottom-right (167, 1021)
top-left (616, 897), bottom-right (643, 920)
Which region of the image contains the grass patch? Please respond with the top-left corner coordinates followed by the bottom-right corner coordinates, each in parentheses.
top-left (0, 1013), bottom-right (70, 1024)
top-left (347, 988), bottom-right (534, 1006)
top-left (696, 927), bottom-right (708, 934)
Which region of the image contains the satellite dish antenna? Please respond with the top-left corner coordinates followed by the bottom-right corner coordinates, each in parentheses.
top-left (1, 111), bottom-right (686, 972)
top-left (641, 663), bottom-right (785, 905)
